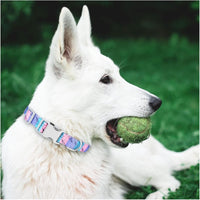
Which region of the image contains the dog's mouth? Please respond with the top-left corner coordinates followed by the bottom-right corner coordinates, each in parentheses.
top-left (106, 118), bottom-right (129, 148)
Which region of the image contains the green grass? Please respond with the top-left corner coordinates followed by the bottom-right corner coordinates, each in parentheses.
top-left (1, 35), bottom-right (199, 199)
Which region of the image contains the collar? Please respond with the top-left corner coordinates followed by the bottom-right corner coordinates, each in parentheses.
top-left (23, 106), bottom-right (90, 152)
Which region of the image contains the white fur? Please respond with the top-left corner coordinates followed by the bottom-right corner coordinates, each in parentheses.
top-left (2, 6), bottom-right (199, 199)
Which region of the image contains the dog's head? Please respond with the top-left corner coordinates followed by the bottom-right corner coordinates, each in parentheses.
top-left (44, 6), bottom-right (162, 148)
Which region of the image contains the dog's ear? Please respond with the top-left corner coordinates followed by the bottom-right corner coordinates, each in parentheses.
top-left (51, 7), bottom-right (80, 66)
top-left (77, 5), bottom-right (93, 46)
top-left (59, 7), bottom-right (79, 61)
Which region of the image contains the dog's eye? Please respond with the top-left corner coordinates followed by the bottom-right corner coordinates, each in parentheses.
top-left (100, 75), bottom-right (112, 84)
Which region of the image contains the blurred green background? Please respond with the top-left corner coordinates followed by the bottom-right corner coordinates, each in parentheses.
top-left (1, 1), bottom-right (199, 199)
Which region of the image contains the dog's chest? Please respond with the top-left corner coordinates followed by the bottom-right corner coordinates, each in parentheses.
top-left (3, 125), bottom-right (112, 198)
top-left (33, 142), bottom-right (112, 198)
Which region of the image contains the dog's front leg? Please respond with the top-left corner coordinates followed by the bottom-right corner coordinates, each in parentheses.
top-left (110, 136), bottom-right (183, 199)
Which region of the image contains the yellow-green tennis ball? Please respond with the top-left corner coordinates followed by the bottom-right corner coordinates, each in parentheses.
top-left (117, 117), bottom-right (151, 143)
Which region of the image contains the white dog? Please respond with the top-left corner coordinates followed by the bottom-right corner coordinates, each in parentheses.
top-left (2, 6), bottom-right (199, 199)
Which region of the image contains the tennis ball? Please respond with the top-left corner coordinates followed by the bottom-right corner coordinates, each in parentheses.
top-left (117, 117), bottom-right (151, 143)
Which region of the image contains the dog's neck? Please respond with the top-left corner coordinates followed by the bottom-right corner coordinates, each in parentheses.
top-left (28, 82), bottom-right (93, 147)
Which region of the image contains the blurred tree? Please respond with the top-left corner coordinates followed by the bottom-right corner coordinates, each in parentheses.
top-left (2, 1), bottom-right (34, 43)
top-left (1, 1), bottom-right (199, 45)
top-left (190, 1), bottom-right (199, 21)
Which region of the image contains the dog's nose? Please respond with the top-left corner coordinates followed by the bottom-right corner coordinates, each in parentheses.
top-left (149, 97), bottom-right (162, 111)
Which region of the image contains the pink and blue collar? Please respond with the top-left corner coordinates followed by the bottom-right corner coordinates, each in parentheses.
top-left (24, 106), bottom-right (90, 152)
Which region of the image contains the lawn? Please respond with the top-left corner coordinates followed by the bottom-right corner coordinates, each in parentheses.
top-left (1, 35), bottom-right (199, 199)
